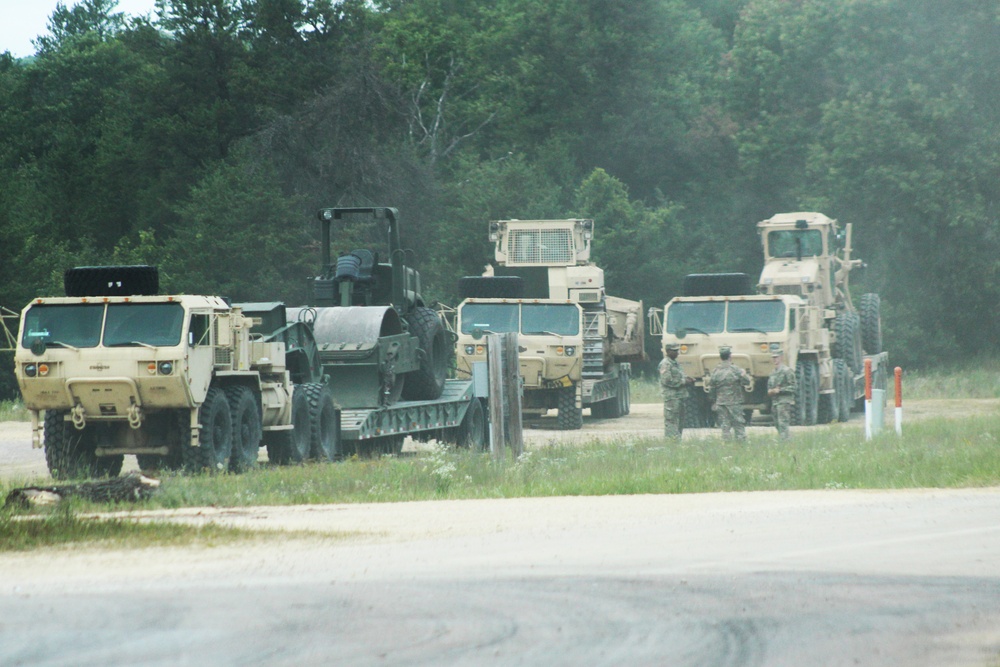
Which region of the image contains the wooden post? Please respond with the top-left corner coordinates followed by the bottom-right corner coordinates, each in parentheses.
top-left (485, 333), bottom-right (524, 459)
top-left (864, 358), bottom-right (873, 440)
top-left (487, 334), bottom-right (505, 459)
top-left (502, 332), bottom-right (524, 458)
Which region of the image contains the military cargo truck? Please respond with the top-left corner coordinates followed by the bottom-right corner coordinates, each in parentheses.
top-left (649, 212), bottom-right (888, 427)
top-left (13, 208), bottom-right (492, 479)
top-left (455, 219), bottom-right (644, 430)
top-left (13, 265), bottom-right (333, 478)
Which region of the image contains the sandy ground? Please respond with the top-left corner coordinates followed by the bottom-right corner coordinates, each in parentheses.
top-left (2, 400), bottom-right (999, 665)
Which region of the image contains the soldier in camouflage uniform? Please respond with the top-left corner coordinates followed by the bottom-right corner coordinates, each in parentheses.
top-left (706, 346), bottom-right (752, 441)
top-left (659, 342), bottom-right (694, 440)
top-left (766, 344), bottom-right (797, 440)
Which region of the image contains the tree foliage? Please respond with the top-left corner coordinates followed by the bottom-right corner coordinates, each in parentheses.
top-left (1, 0), bottom-right (999, 398)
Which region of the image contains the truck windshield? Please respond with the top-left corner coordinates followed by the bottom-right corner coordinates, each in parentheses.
top-left (104, 303), bottom-right (185, 347)
top-left (727, 301), bottom-right (786, 333)
top-left (21, 303), bottom-right (105, 349)
top-left (521, 304), bottom-right (580, 336)
top-left (666, 302), bottom-right (724, 334)
top-left (460, 303), bottom-right (519, 334)
top-left (768, 230), bottom-right (823, 257)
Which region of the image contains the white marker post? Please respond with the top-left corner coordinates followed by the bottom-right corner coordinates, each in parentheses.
top-left (894, 366), bottom-right (903, 436)
top-left (864, 358), bottom-right (872, 440)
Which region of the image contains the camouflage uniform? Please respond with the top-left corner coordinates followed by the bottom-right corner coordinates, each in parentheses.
top-left (707, 357), bottom-right (751, 441)
top-left (768, 360), bottom-right (797, 440)
top-left (659, 352), bottom-right (689, 440)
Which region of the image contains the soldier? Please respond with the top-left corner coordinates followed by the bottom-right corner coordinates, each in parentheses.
top-left (766, 343), bottom-right (797, 440)
top-left (658, 342), bottom-right (694, 440)
top-left (706, 345), bottom-right (752, 441)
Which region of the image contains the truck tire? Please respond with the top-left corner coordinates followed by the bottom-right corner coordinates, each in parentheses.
top-left (226, 386), bottom-right (262, 473)
top-left (834, 358), bottom-right (852, 422)
top-left (622, 372), bottom-right (631, 415)
top-left (44, 412), bottom-right (123, 480)
top-left (456, 398), bottom-right (487, 450)
top-left (458, 276), bottom-right (524, 299)
top-left (402, 307), bottom-right (449, 401)
top-left (683, 389), bottom-right (714, 428)
top-left (304, 382), bottom-right (339, 461)
top-left (792, 361), bottom-right (819, 426)
top-left (183, 387), bottom-right (233, 473)
top-left (264, 385), bottom-right (312, 464)
top-left (63, 265), bottom-right (159, 297)
top-left (557, 386), bottom-right (583, 430)
top-left (136, 412), bottom-right (185, 472)
top-left (859, 293), bottom-right (883, 355)
top-left (833, 312), bottom-right (863, 374)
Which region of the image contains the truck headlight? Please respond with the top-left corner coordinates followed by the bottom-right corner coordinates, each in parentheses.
top-left (158, 361), bottom-right (174, 375)
top-left (464, 345), bottom-right (476, 355)
top-left (24, 363), bottom-right (37, 378)
top-left (564, 346), bottom-right (576, 356)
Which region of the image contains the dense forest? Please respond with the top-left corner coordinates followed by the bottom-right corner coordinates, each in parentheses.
top-left (1, 0), bottom-right (998, 398)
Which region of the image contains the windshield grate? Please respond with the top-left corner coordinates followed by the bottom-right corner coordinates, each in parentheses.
top-left (509, 229), bottom-right (574, 264)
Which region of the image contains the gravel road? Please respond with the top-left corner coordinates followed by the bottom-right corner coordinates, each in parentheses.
top-left (2, 401), bottom-right (999, 666)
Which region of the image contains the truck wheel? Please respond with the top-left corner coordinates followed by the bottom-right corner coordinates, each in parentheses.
top-left (557, 386), bottom-right (583, 430)
top-left (859, 293), bottom-right (883, 355)
top-left (183, 387), bottom-right (233, 473)
top-left (304, 383), bottom-right (338, 461)
top-left (264, 385), bottom-right (312, 464)
top-left (834, 359), bottom-right (852, 421)
top-left (792, 361), bottom-right (819, 426)
top-left (457, 399), bottom-right (487, 450)
top-left (226, 386), bottom-right (262, 473)
top-left (402, 307), bottom-right (449, 401)
top-left (458, 276), bottom-right (524, 299)
top-left (44, 413), bottom-right (123, 480)
top-left (622, 372), bottom-right (631, 415)
top-left (137, 412), bottom-right (186, 471)
top-left (833, 312), bottom-right (863, 374)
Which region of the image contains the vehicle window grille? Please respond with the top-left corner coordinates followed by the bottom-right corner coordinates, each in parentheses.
top-left (509, 229), bottom-right (574, 264)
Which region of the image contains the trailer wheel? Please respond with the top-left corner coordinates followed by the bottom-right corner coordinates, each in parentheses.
top-left (264, 385), bottom-right (312, 465)
top-left (556, 386), bottom-right (583, 430)
top-left (402, 307), bottom-right (449, 401)
top-left (183, 387), bottom-right (233, 473)
top-left (44, 413), bottom-right (123, 480)
top-left (859, 293), bottom-right (883, 355)
top-left (305, 383), bottom-right (339, 461)
top-left (457, 399), bottom-right (487, 450)
top-left (226, 386), bottom-right (262, 473)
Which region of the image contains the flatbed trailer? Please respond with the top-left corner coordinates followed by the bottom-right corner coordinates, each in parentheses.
top-left (339, 378), bottom-right (484, 442)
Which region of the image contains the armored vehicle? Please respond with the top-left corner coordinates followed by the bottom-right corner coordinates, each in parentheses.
top-left (650, 212), bottom-right (888, 427)
top-left (455, 219), bottom-right (644, 429)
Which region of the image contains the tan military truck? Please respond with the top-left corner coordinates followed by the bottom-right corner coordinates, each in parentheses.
top-left (455, 219), bottom-right (644, 429)
top-left (649, 212), bottom-right (888, 427)
top-left (13, 265), bottom-right (334, 478)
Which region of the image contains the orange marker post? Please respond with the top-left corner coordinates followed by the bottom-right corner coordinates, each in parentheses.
top-left (864, 358), bottom-right (873, 440)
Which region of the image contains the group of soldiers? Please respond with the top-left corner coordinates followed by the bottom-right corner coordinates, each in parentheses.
top-left (658, 342), bottom-right (797, 441)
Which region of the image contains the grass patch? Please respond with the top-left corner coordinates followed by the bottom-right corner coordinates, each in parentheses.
top-left (0, 502), bottom-right (258, 552)
top-left (5, 412), bottom-right (992, 516)
top-left (0, 399), bottom-right (29, 422)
